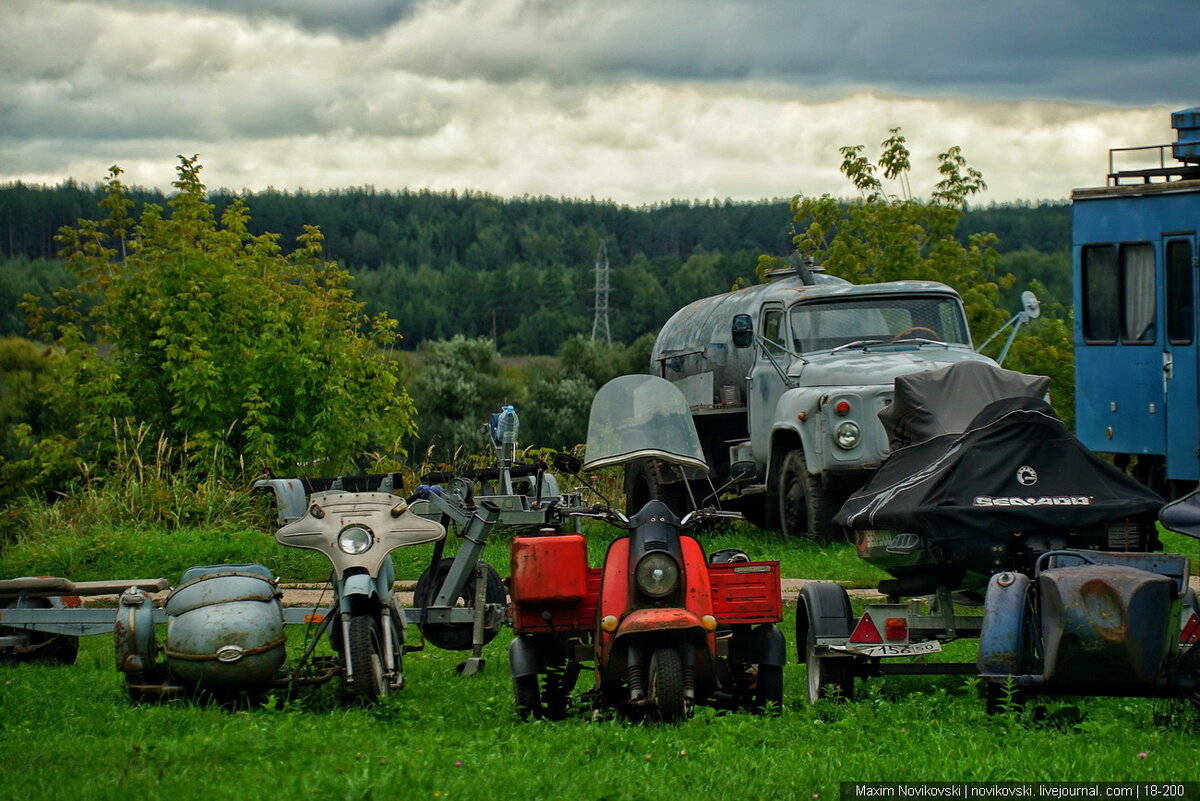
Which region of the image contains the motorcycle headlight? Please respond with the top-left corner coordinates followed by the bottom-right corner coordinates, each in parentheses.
top-left (635, 552), bottom-right (679, 598)
top-left (337, 525), bottom-right (374, 555)
top-left (835, 421), bottom-right (861, 450)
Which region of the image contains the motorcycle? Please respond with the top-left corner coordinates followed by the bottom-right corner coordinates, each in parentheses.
top-left (508, 374), bottom-right (785, 722)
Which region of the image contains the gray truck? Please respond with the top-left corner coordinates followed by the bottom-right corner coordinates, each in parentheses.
top-left (637, 260), bottom-right (999, 542)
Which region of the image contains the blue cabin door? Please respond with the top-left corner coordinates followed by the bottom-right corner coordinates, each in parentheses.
top-left (1164, 235), bottom-right (1200, 483)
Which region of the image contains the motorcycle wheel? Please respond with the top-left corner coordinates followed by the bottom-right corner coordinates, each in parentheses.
top-left (346, 614), bottom-right (388, 702)
top-left (753, 663), bottom-right (784, 713)
top-left (414, 558), bottom-right (504, 651)
top-left (648, 648), bottom-right (686, 723)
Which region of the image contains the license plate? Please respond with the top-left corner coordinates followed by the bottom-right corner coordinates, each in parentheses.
top-left (833, 640), bottom-right (942, 658)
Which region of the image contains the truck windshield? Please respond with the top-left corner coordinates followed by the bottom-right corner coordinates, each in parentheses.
top-left (789, 296), bottom-right (971, 353)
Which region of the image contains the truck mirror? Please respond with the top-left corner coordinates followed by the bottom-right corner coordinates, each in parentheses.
top-left (731, 314), bottom-right (754, 348)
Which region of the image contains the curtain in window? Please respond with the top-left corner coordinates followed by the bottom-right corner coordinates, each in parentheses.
top-left (1123, 244), bottom-right (1156, 343)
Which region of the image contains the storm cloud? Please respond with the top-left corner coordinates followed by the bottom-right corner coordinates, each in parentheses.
top-left (1, 0), bottom-right (1195, 202)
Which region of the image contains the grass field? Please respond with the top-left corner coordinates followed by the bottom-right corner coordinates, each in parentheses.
top-left (2, 610), bottom-right (1198, 801)
top-left (3, 518), bottom-right (1200, 799)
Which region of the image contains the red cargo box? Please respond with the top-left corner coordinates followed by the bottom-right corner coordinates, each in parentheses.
top-left (511, 534), bottom-right (601, 634)
top-left (708, 561), bottom-right (782, 624)
top-left (512, 567), bottom-right (601, 634)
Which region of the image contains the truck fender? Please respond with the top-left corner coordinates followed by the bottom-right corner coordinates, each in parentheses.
top-left (977, 572), bottom-right (1032, 677)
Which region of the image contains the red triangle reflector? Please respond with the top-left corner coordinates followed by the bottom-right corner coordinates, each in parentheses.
top-left (850, 612), bottom-right (884, 643)
top-left (1181, 613), bottom-right (1200, 645)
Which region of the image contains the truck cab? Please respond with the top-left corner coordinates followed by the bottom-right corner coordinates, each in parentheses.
top-left (645, 263), bottom-right (997, 541)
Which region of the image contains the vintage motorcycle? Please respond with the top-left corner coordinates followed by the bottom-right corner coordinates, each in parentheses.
top-left (508, 374), bottom-right (785, 722)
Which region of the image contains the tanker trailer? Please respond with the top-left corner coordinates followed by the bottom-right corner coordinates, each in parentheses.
top-left (642, 261), bottom-right (999, 542)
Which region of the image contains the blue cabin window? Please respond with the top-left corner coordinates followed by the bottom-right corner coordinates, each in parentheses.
top-left (1121, 243), bottom-right (1156, 344)
top-left (1082, 244), bottom-right (1118, 343)
top-left (1167, 239), bottom-right (1194, 345)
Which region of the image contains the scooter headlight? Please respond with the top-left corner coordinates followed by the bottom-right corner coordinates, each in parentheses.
top-left (635, 552), bottom-right (679, 598)
top-left (835, 421), bottom-right (861, 450)
top-left (337, 525), bottom-right (374, 555)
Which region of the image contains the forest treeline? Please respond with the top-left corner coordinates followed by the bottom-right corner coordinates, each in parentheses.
top-left (0, 182), bottom-right (1071, 354)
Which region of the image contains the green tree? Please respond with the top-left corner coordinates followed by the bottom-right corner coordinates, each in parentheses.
top-left (21, 156), bottom-right (415, 482)
top-left (787, 128), bottom-right (1012, 339)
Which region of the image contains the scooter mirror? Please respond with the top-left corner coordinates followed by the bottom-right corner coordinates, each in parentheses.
top-left (552, 452), bottom-right (584, 476)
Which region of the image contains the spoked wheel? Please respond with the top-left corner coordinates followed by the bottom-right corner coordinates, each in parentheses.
top-left (414, 558), bottom-right (504, 651)
top-left (778, 450), bottom-right (837, 543)
top-left (753, 663), bottom-right (784, 713)
top-left (647, 648), bottom-right (686, 723)
top-left (346, 614), bottom-right (388, 702)
top-left (804, 627), bottom-right (854, 703)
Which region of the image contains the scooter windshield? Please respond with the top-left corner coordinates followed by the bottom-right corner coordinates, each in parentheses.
top-left (582, 375), bottom-right (710, 474)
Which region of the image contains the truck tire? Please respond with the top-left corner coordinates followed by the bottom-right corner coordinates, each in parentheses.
top-left (624, 458), bottom-right (688, 517)
top-left (778, 450), bottom-right (836, 543)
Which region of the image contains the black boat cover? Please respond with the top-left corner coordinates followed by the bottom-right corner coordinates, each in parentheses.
top-left (836, 396), bottom-right (1164, 541)
top-left (879, 360), bottom-right (1050, 450)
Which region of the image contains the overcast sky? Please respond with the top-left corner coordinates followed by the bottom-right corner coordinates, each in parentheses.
top-left (2, 0), bottom-right (1197, 205)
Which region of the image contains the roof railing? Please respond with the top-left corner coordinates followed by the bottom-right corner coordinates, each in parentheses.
top-left (1108, 144), bottom-right (1200, 186)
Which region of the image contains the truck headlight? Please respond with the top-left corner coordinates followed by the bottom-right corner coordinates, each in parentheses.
top-left (337, 525), bottom-right (374, 555)
top-left (635, 552), bottom-right (679, 597)
top-left (835, 421), bottom-right (861, 450)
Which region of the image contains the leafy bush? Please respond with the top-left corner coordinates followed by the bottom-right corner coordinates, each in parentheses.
top-left (15, 157), bottom-right (415, 495)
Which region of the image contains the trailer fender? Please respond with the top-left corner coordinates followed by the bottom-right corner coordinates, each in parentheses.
top-left (977, 572), bottom-right (1031, 678)
top-left (796, 581), bottom-right (853, 663)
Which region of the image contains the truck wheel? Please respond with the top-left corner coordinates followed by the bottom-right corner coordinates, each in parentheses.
top-left (648, 648), bottom-right (686, 723)
top-left (778, 450), bottom-right (836, 543)
top-left (346, 614), bottom-right (388, 702)
top-left (625, 459), bottom-right (688, 517)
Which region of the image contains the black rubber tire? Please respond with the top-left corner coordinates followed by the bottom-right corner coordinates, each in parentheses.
top-left (346, 614), bottom-right (388, 702)
top-left (648, 648), bottom-right (686, 723)
top-left (624, 458), bottom-right (688, 518)
top-left (513, 673), bottom-right (543, 721)
top-left (414, 558), bottom-right (504, 651)
top-left (778, 450), bottom-right (837, 543)
top-left (804, 626), bottom-right (854, 703)
top-left (753, 662), bottom-right (784, 713)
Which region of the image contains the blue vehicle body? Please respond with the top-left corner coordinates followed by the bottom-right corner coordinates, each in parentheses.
top-left (1073, 107), bottom-right (1200, 491)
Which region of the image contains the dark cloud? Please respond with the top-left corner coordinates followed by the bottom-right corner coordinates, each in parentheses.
top-left (121, 0), bottom-right (428, 38)
top-left (384, 0), bottom-right (1199, 106)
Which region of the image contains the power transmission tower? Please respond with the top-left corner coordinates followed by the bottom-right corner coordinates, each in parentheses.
top-left (591, 239), bottom-right (611, 344)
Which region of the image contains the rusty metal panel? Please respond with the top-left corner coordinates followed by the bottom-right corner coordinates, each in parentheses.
top-left (1040, 565), bottom-right (1175, 687)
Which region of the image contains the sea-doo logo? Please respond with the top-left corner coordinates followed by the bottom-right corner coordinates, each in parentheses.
top-left (1016, 465), bottom-right (1038, 486)
top-left (973, 496), bottom-right (1092, 507)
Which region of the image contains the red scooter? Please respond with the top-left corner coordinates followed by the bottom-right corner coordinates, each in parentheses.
top-left (508, 375), bottom-right (785, 722)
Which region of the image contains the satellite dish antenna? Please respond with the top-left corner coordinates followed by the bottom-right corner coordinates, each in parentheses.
top-left (1021, 290), bottom-right (1040, 320)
